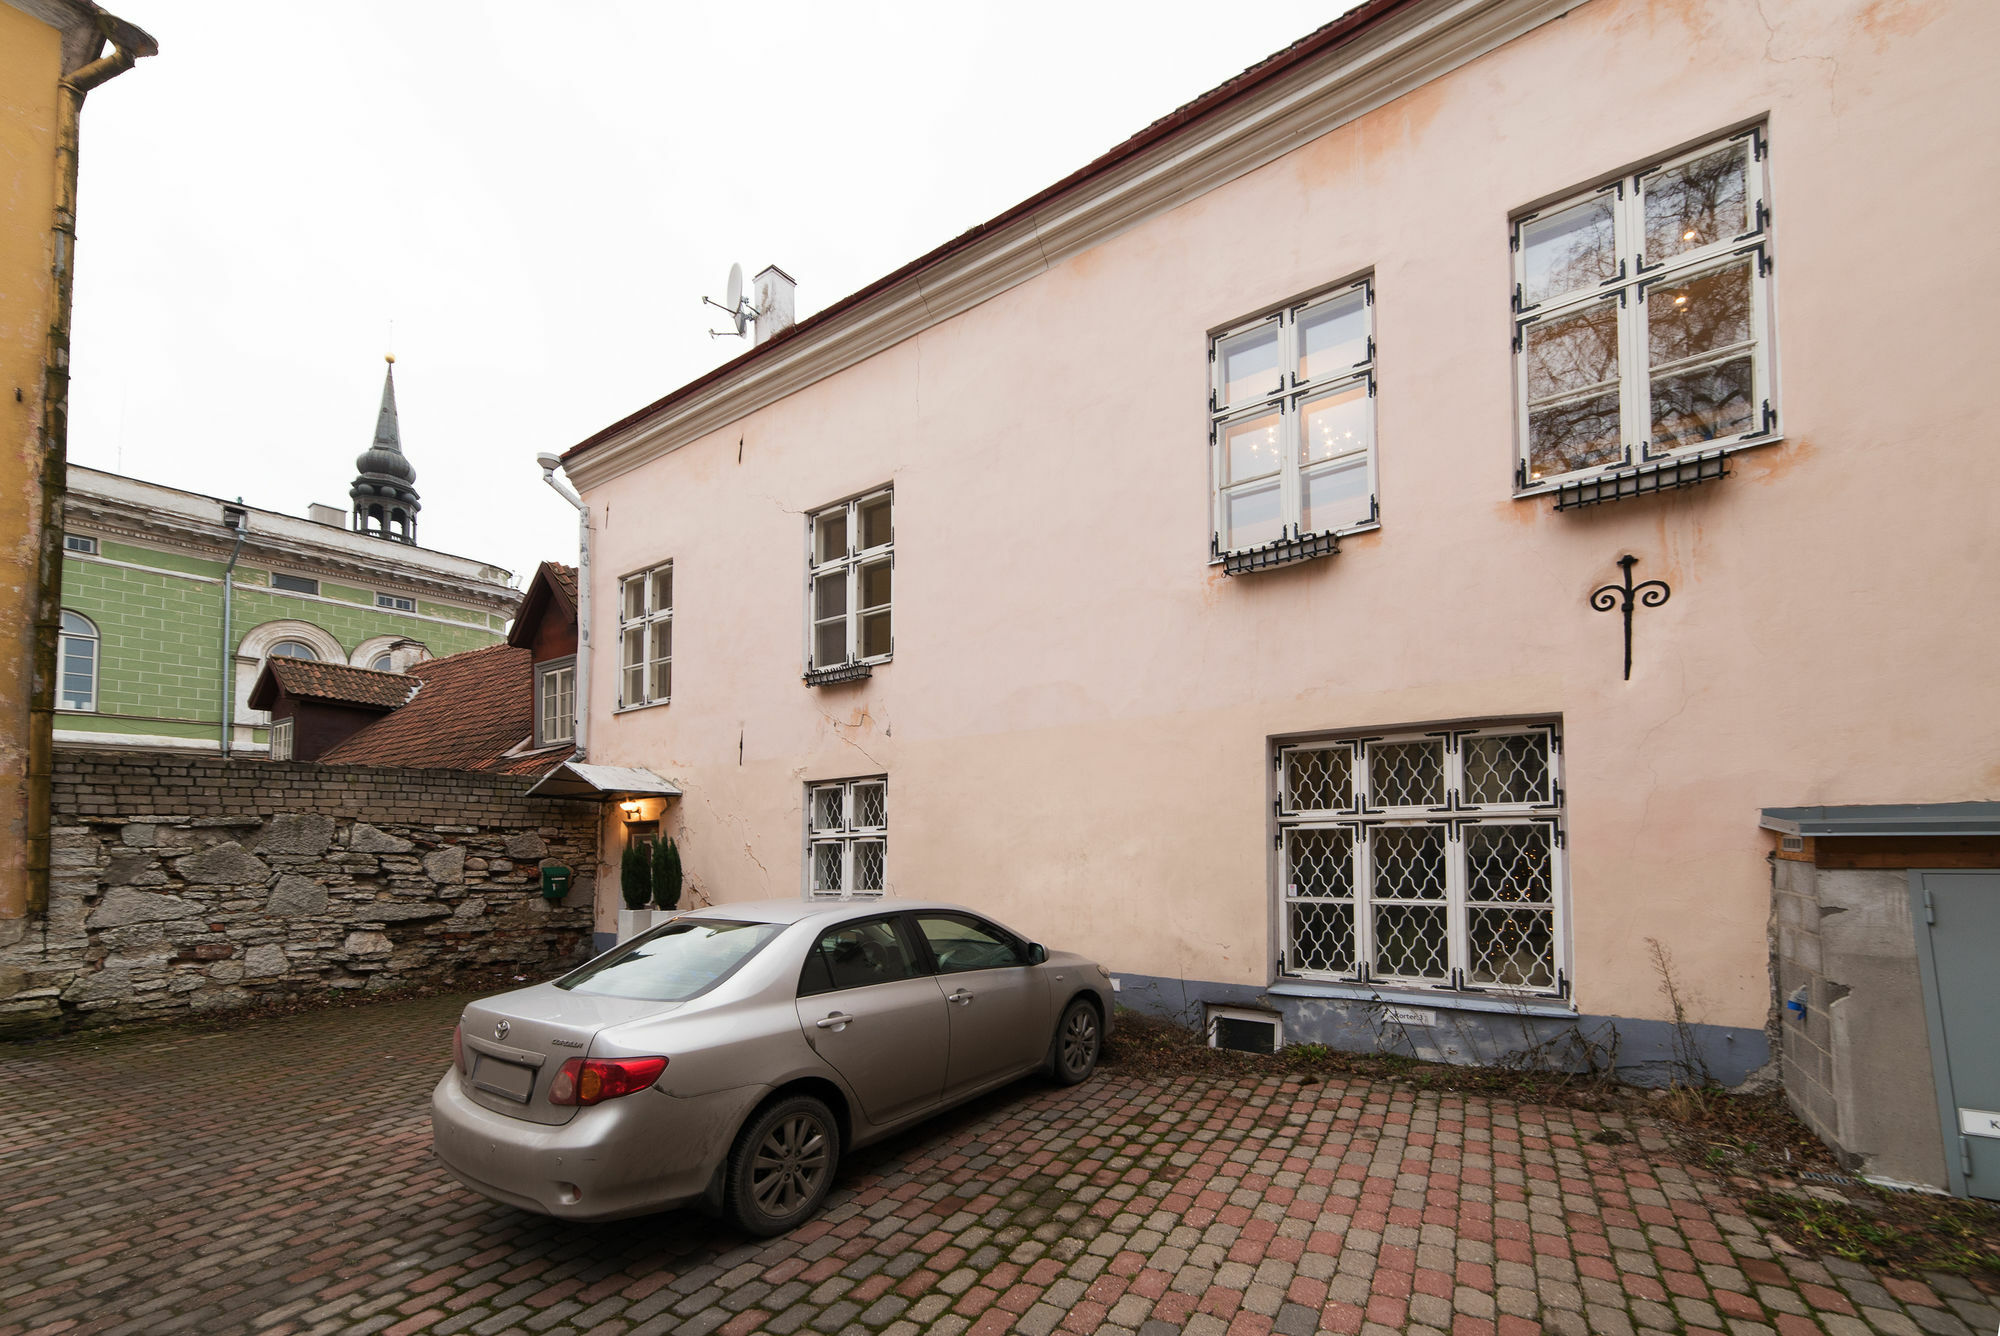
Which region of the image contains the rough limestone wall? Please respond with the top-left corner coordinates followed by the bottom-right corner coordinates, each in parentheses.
top-left (0, 750), bottom-right (601, 1036)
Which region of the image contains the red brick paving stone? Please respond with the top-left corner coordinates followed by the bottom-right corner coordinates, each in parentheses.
top-left (1882, 1277), bottom-right (1942, 1306)
top-left (0, 994), bottom-right (1969, 1336)
top-left (383, 1311), bottom-right (446, 1336)
top-left (1774, 1314), bottom-right (1824, 1336)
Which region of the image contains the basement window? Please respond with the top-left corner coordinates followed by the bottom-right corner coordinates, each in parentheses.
top-left (1207, 1006), bottom-right (1281, 1054)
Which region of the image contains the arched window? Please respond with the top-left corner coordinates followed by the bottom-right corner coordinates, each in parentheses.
top-left (370, 654), bottom-right (393, 671)
top-left (269, 640), bottom-right (318, 661)
top-left (58, 611), bottom-right (98, 712)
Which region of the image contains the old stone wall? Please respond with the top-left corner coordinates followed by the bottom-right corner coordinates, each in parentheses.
top-left (0, 749), bottom-right (602, 1037)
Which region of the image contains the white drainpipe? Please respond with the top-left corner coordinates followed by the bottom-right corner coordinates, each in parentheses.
top-left (536, 453), bottom-right (591, 760)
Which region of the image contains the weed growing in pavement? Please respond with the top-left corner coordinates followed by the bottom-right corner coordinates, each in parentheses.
top-left (1745, 1189), bottom-right (2000, 1280)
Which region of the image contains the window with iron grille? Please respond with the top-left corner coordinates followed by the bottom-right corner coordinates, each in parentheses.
top-left (1513, 129), bottom-right (1774, 489)
top-left (807, 489), bottom-right (892, 673)
top-left (804, 777), bottom-right (887, 899)
top-left (1209, 276), bottom-right (1376, 559)
top-left (1275, 725), bottom-right (1567, 998)
top-left (617, 562), bottom-right (672, 708)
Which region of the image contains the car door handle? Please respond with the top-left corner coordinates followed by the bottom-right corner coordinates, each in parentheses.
top-left (947, 990), bottom-right (974, 1006)
top-left (814, 1012), bottom-right (853, 1030)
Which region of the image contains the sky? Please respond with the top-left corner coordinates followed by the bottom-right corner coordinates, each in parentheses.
top-left (67, 1), bottom-right (1360, 587)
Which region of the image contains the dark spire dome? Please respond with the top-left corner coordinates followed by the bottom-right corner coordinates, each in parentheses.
top-left (350, 355), bottom-right (421, 544)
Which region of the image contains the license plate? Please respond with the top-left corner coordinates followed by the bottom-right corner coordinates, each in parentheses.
top-left (471, 1055), bottom-right (536, 1103)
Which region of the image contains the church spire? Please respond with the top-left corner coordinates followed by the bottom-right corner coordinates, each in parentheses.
top-left (350, 354), bottom-right (421, 544)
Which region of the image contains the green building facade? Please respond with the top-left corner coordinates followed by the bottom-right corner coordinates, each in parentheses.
top-left (55, 367), bottom-right (518, 753)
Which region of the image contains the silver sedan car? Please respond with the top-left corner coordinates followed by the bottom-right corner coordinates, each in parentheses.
top-left (431, 899), bottom-right (1113, 1234)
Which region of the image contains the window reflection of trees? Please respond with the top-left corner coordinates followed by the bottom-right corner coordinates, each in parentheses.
top-left (1526, 301), bottom-right (1623, 476)
top-left (1644, 146), bottom-right (1747, 260)
top-left (1522, 199), bottom-right (1615, 306)
top-left (1648, 260), bottom-right (1755, 449)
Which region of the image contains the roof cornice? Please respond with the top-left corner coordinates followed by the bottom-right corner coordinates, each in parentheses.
top-left (564, 0), bottom-right (1572, 493)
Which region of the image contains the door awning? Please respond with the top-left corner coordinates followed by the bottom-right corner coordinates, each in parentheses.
top-left (526, 760), bottom-right (682, 800)
top-left (1759, 803), bottom-right (2000, 838)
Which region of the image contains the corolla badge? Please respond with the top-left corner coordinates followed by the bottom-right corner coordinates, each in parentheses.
top-left (493, 1020), bottom-right (510, 1041)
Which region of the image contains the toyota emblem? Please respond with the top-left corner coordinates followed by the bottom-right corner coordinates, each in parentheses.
top-left (493, 1020), bottom-right (510, 1041)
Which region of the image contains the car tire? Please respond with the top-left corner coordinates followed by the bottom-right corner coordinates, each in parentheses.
top-left (723, 1094), bottom-right (842, 1236)
top-left (1049, 997), bottom-right (1101, 1086)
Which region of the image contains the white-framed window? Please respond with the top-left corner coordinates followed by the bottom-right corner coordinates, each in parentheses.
top-left (272, 572), bottom-right (319, 595)
top-left (1209, 276), bottom-right (1376, 559)
top-left (1513, 128), bottom-right (1774, 489)
top-left (618, 562), bottom-right (672, 708)
top-left (805, 777), bottom-right (887, 899)
top-left (269, 718), bottom-right (294, 761)
top-left (58, 610), bottom-right (98, 712)
top-left (1276, 724), bottom-right (1568, 999)
top-left (807, 488), bottom-right (892, 673)
top-left (375, 593), bottom-right (414, 611)
top-left (64, 534), bottom-right (97, 554)
top-left (536, 657), bottom-right (576, 748)
top-left (269, 640), bottom-right (318, 661)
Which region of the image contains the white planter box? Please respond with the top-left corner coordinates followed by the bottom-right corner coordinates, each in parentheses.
top-left (616, 908), bottom-right (654, 943)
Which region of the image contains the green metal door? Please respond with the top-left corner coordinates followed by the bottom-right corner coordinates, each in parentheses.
top-left (1911, 870), bottom-right (2000, 1200)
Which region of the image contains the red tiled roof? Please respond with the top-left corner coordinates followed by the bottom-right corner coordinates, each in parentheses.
top-left (546, 562), bottom-right (577, 610)
top-left (507, 561), bottom-right (579, 651)
top-left (250, 659), bottom-right (418, 712)
top-left (318, 642), bottom-right (561, 775)
top-left (563, 0), bottom-right (1417, 463)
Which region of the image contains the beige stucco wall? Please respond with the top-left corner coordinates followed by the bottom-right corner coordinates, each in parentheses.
top-left (0, 5), bottom-right (66, 931)
top-left (579, 0), bottom-right (1997, 1039)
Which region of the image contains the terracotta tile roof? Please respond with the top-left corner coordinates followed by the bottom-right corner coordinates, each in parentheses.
top-left (318, 642), bottom-right (557, 774)
top-left (506, 561), bottom-right (579, 652)
top-left (259, 659), bottom-right (419, 711)
top-left (546, 562), bottom-right (577, 610)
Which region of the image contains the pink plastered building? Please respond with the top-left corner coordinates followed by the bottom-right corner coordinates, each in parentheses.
top-left (550, 0), bottom-right (2000, 1142)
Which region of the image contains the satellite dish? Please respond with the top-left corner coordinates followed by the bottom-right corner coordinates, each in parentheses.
top-left (702, 262), bottom-right (761, 338)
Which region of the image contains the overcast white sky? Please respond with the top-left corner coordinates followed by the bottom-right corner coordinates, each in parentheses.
top-left (67, 1), bottom-right (1358, 585)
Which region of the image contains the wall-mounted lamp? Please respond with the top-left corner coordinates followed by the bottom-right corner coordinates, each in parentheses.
top-left (619, 800), bottom-right (643, 819)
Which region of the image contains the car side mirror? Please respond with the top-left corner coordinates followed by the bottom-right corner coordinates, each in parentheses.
top-left (1028, 943), bottom-right (1048, 965)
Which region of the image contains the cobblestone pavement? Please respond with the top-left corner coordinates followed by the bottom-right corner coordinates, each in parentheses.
top-left (3, 995), bottom-right (1996, 1336)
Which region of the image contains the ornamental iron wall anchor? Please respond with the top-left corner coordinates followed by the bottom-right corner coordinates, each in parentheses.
top-left (1589, 554), bottom-right (1671, 681)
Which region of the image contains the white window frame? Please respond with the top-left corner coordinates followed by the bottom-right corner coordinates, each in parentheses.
top-left (1512, 128), bottom-right (1775, 491)
top-left (803, 776), bottom-right (888, 900)
top-left (57, 610), bottom-right (98, 712)
top-left (616, 561), bottom-right (672, 710)
top-left (536, 656), bottom-right (576, 748)
top-left (1209, 276), bottom-right (1377, 560)
top-left (375, 593), bottom-right (415, 611)
top-left (806, 488), bottom-right (893, 673)
top-left (269, 717), bottom-right (294, 761)
top-left (64, 534), bottom-right (97, 555)
top-left (1274, 724), bottom-right (1569, 1001)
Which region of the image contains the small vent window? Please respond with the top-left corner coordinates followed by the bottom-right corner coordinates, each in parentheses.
top-left (1207, 1006), bottom-right (1281, 1054)
top-left (65, 534), bottom-right (97, 554)
top-left (272, 573), bottom-right (318, 595)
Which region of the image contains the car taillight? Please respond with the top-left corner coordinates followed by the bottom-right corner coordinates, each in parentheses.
top-left (452, 1022), bottom-right (464, 1074)
top-left (547, 1056), bottom-right (668, 1106)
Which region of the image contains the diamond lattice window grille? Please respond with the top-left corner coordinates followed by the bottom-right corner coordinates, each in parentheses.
top-left (1468, 906), bottom-right (1556, 989)
top-left (803, 776), bottom-right (888, 900)
top-left (1368, 740), bottom-right (1446, 809)
top-left (1462, 733), bottom-right (1552, 806)
top-left (1285, 827), bottom-right (1355, 900)
top-left (853, 782), bottom-right (887, 831)
top-left (1464, 824), bottom-right (1553, 904)
top-left (1287, 902), bottom-right (1356, 975)
top-left (1373, 903), bottom-right (1450, 982)
top-left (1284, 746), bottom-right (1354, 814)
top-left (1272, 724), bottom-right (1567, 997)
top-left (1370, 826), bottom-right (1448, 901)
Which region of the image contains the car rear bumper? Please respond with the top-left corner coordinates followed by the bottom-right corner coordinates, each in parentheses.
top-left (430, 1068), bottom-right (763, 1221)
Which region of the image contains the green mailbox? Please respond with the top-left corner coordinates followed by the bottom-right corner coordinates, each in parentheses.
top-left (539, 864), bottom-right (572, 902)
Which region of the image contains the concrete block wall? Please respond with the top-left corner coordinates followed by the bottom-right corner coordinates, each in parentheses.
top-left (0, 750), bottom-right (603, 1037)
top-left (1772, 856), bottom-right (1947, 1188)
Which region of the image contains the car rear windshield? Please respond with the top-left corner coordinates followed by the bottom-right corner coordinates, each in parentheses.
top-left (557, 919), bottom-right (784, 1001)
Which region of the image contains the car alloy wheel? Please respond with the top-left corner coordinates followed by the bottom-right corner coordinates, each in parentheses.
top-left (1053, 998), bottom-right (1100, 1085)
top-left (726, 1094), bottom-right (841, 1235)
